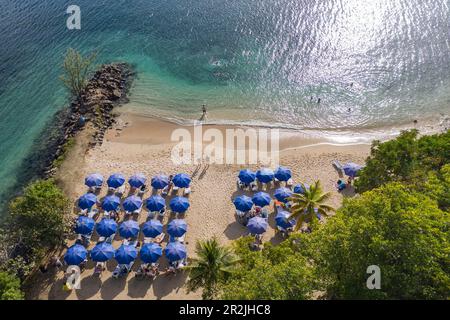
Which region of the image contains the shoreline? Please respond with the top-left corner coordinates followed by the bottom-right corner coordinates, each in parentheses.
top-left (119, 104), bottom-right (450, 145)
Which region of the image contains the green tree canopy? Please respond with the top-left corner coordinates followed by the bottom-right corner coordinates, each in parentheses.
top-left (186, 237), bottom-right (239, 299)
top-left (302, 182), bottom-right (450, 299)
top-left (355, 130), bottom-right (450, 192)
top-left (289, 180), bottom-right (335, 231)
top-left (8, 179), bottom-right (71, 256)
top-left (0, 272), bottom-right (24, 300)
top-left (219, 237), bottom-right (316, 300)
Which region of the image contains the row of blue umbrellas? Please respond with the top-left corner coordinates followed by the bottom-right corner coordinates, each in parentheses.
top-left (239, 163), bottom-right (362, 185)
top-left (233, 187), bottom-right (301, 212)
top-left (78, 194), bottom-right (190, 213)
top-left (245, 212), bottom-right (295, 235)
top-left (75, 216), bottom-right (188, 239)
top-left (239, 167), bottom-right (292, 184)
top-left (85, 173), bottom-right (192, 189)
top-left (64, 241), bottom-right (186, 265)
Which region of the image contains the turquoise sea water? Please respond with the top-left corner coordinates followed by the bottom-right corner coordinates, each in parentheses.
top-left (1, 0), bottom-right (450, 207)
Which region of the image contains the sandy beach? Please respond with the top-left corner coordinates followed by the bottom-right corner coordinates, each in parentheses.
top-left (28, 110), bottom-right (370, 300)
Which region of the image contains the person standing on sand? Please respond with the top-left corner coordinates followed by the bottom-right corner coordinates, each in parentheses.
top-left (200, 104), bottom-right (207, 121)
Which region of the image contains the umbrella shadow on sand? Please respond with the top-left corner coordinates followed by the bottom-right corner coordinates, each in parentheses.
top-left (126, 276), bottom-right (152, 298)
top-left (224, 221), bottom-right (247, 240)
top-left (75, 276), bottom-right (102, 300)
top-left (100, 276), bottom-right (127, 299)
top-left (151, 271), bottom-right (189, 300)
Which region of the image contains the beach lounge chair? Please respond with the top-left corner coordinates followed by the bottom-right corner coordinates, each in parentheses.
top-left (116, 184), bottom-right (125, 198)
top-left (250, 182), bottom-right (258, 191)
top-left (93, 262), bottom-right (106, 276)
top-left (87, 208), bottom-right (99, 219)
top-left (144, 232), bottom-right (164, 244)
top-left (161, 186), bottom-right (169, 197)
top-left (286, 178), bottom-right (294, 187)
top-left (137, 185), bottom-right (147, 197)
top-left (169, 233), bottom-right (185, 244)
top-left (261, 207), bottom-right (269, 219)
top-left (183, 187), bottom-right (191, 196)
top-left (112, 262), bottom-right (134, 278)
top-left (147, 211), bottom-right (155, 219)
top-left (237, 179), bottom-right (245, 189)
top-left (123, 239), bottom-right (138, 247)
top-left (332, 160), bottom-right (344, 176)
top-left (98, 233), bottom-right (115, 244)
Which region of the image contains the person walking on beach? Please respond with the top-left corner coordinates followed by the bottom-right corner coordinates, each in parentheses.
top-left (200, 104), bottom-right (207, 121)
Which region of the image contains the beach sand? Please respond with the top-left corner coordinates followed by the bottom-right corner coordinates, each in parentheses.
top-left (28, 111), bottom-right (370, 300)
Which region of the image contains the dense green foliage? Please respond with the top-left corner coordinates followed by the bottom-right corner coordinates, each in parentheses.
top-left (220, 237), bottom-right (315, 299)
top-left (186, 238), bottom-right (239, 299)
top-left (0, 272), bottom-right (24, 300)
top-left (8, 179), bottom-right (71, 251)
top-left (0, 179), bottom-right (70, 283)
top-left (356, 130), bottom-right (450, 193)
top-left (289, 180), bottom-right (335, 230)
top-left (305, 183), bottom-right (450, 299)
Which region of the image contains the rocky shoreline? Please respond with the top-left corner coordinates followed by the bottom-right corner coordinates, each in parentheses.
top-left (41, 63), bottom-right (135, 178)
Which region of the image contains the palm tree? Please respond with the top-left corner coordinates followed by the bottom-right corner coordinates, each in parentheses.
top-left (185, 237), bottom-right (239, 299)
top-left (288, 180), bottom-right (335, 231)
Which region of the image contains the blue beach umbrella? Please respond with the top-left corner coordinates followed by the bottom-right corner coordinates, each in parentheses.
top-left (169, 196), bottom-right (190, 213)
top-left (274, 187), bottom-right (293, 203)
top-left (107, 173), bottom-right (125, 188)
top-left (233, 195), bottom-right (253, 212)
top-left (247, 217), bottom-right (268, 234)
top-left (238, 169), bottom-right (256, 184)
top-left (343, 162), bottom-right (363, 178)
top-left (128, 173), bottom-right (147, 188)
top-left (102, 195), bottom-right (121, 211)
top-left (293, 183), bottom-right (310, 194)
top-left (252, 192), bottom-right (271, 207)
top-left (96, 218), bottom-right (118, 237)
top-left (145, 195), bottom-right (166, 212)
top-left (165, 242), bottom-right (187, 262)
top-left (119, 220), bottom-right (140, 238)
top-left (85, 173), bottom-right (103, 188)
top-left (78, 193), bottom-right (97, 210)
top-left (64, 244), bottom-right (87, 265)
top-left (90, 242), bottom-right (115, 262)
top-left (167, 219), bottom-right (188, 237)
top-left (74, 216), bottom-right (95, 235)
top-left (114, 245), bottom-right (138, 264)
top-left (173, 173), bottom-right (191, 188)
top-left (123, 195), bottom-right (143, 212)
top-left (274, 166), bottom-right (292, 182)
top-left (142, 220), bottom-right (163, 238)
top-left (256, 168), bottom-right (274, 183)
top-left (151, 175), bottom-right (169, 189)
top-left (275, 211), bottom-right (296, 229)
top-left (140, 243), bottom-right (163, 264)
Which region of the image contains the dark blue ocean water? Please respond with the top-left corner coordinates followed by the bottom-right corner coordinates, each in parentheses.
top-left (1, 0), bottom-right (450, 207)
